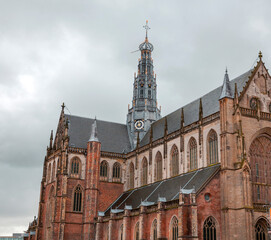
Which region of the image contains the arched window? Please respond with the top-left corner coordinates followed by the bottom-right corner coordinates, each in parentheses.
top-left (113, 162), bottom-right (121, 182)
top-left (52, 161), bottom-right (56, 181)
top-left (207, 130), bottom-right (218, 165)
top-left (100, 160), bottom-right (108, 181)
top-left (134, 222), bottom-right (139, 240)
top-left (142, 158), bottom-right (148, 185)
top-left (129, 162), bottom-right (134, 189)
top-left (171, 145), bottom-right (179, 176)
top-left (170, 216), bottom-right (178, 240)
top-left (255, 218), bottom-right (268, 240)
top-left (189, 138), bottom-right (197, 170)
top-left (155, 151), bottom-right (163, 181)
top-left (71, 158), bottom-right (80, 175)
top-left (119, 224), bottom-right (123, 240)
top-left (73, 185), bottom-right (83, 212)
top-left (151, 219), bottom-right (157, 240)
top-left (203, 217), bottom-right (217, 240)
top-left (47, 163), bottom-right (51, 183)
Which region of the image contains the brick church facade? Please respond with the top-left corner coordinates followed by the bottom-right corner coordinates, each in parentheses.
top-left (31, 22), bottom-right (271, 240)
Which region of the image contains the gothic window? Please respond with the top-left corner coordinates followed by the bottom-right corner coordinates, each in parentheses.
top-left (140, 89), bottom-right (144, 98)
top-left (249, 135), bottom-right (271, 204)
top-left (52, 161), bottom-right (56, 181)
top-left (155, 151), bottom-right (163, 181)
top-left (151, 219), bottom-right (157, 240)
top-left (148, 90), bottom-right (152, 98)
top-left (100, 160), bottom-right (108, 181)
top-left (71, 157), bottom-right (80, 176)
top-left (129, 162), bottom-right (134, 189)
top-left (134, 222), bottom-right (139, 240)
top-left (255, 219), bottom-right (268, 240)
top-left (170, 216), bottom-right (178, 240)
top-left (119, 224), bottom-right (123, 240)
top-left (207, 130), bottom-right (218, 165)
top-left (47, 163), bottom-right (51, 183)
top-left (142, 157), bottom-right (148, 185)
top-left (113, 162), bottom-right (121, 182)
top-left (203, 217), bottom-right (217, 240)
top-left (73, 185), bottom-right (83, 212)
top-left (171, 145), bottom-right (179, 176)
top-left (189, 137), bottom-right (198, 170)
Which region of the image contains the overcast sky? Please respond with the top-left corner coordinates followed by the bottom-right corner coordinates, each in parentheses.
top-left (1, 0), bottom-right (271, 235)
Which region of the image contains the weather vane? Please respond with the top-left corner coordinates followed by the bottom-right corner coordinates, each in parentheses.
top-left (143, 20), bottom-right (150, 39)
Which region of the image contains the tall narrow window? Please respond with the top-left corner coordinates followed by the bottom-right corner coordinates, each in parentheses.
top-left (207, 130), bottom-right (218, 165)
top-left (142, 158), bottom-right (148, 185)
top-left (52, 161), bottom-right (56, 181)
top-left (257, 185), bottom-right (260, 200)
top-left (71, 158), bottom-right (80, 175)
top-left (203, 217), bottom-right (217, 240)
top-left (148, 90), bottom-right (151, 99)
top-left (134, 222), bottom-right (139, 240)
top-left (256, 163), bottom-right (259, 177)
top-left (255, 219), bottom-right (268, 240)
top-left (47, 163), bottom-right (52, 183)
top-left (170, 216), bottom-right (178, 240)
top-left (73, 185), bottom-right (82, 212)
top-left (189, 138), bottom-right (197, 170)
top-left (140, 89), bottom-right (144, 98)
top-left (100, 160), bottom-right (108, 181)
top-left (119, 224), bottom-right (123, 240)
top-left (171, 145), bottom-right (179, 176)
top-left (155, 152), bottom-right (162, 181)
top-left (129, 162), bottom-right (134, 189)
top-left (152, 219), bottom-right (157, 240)
top-left (113, 162), bottom-right (121, 182)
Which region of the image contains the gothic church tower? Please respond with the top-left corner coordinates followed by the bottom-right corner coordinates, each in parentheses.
top-left (127, 21), bottom-right (161, 148)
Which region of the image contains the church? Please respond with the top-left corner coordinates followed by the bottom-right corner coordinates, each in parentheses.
top-left (30, 22), bottom-right (271, 240)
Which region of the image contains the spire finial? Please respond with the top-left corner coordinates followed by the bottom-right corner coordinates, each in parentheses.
top-left (225, 67), bottom-right (228, 74)
top-left (143, 20), bottom-right (150, 40)
top-left (61, 102), bottom-right (65, 111)
top-left (88, 118), bottom-right (99, 142)
top-left (259, 51), bottom-right (263, 61)
top-left (219, 68), bottom-right (233, 99)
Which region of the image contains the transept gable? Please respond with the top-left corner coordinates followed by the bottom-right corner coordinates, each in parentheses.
top-left (238, 53), bottom-right (271, 113)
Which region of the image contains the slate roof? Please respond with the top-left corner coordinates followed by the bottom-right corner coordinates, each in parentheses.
top-left (140, 69), bottom-right (252, 147)
top-left (104, 164), bottom-right (220, 215)
top-left (65, 114), bottom-right (131, 153)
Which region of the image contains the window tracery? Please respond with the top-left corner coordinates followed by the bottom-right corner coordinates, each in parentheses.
top-left (71, 158), bottom-right (80, 176)
top-left (100, 160), bottom-right (108, 181)
top-left (73, 185), bottom-right (82, 212)
top-left (171, 145), bottom-right (179, 176)
top-left (207, 130), bottom-right (218, 165)
top-left (155, 151), bottom-right (162, 181)
top-left (113, 162), bottom-right (121, 182)
top-left (142, 158), bottom-right (148, 185)
top-left (170, 216), bottom-right (178, 240)
top-left (203, 217), bottom-right (217, 240)
top-left (189, 138), bottom-right (197, 170)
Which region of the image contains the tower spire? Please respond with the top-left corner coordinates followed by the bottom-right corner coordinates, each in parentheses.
top-left (89, 117), bottom-right (99, 142)
top-left (143, 20), bottom-right (150, 40)
top-left (220, 68), bottom-right (233, 99)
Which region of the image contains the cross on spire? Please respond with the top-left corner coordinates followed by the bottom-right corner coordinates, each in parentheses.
top-left (143, 20), bottom-right (150, 39)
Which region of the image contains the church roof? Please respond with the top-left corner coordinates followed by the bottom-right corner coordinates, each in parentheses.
top-left (104, 164), bottom-right (220, 215)
top-left (65, 114), bottom-right (131, 153)
top-left (140, 69), bottom-right (252, 147)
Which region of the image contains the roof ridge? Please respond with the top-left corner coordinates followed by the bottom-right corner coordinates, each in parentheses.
top-left (65, 113), bottom-right (127, 127)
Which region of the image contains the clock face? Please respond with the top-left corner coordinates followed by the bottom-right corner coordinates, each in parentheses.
top-left (135, 120), bottom-right (144, 130)
top-left (250, 97), bottom-right (258, 110)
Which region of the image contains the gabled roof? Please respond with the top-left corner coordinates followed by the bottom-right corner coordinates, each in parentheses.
top-left (140, 69), bottom-right (252, 147)
top-left (104, 164), bottom-right (220, 215)
top-left (65, 114), bottom-right (131, 153)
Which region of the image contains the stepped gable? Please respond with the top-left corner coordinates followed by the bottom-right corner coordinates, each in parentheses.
top-left (65, 114), bottom-right (131, 153)
top-left (104, 164), bottom-right (220, 215)
top-left (140, 69), bottom-right (252, 147)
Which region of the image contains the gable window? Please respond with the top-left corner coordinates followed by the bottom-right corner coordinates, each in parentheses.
top-left (207, 130), bottom-right (218, 165)
top-left (171, 145), bottom-right (179, 176)
top-left (113, 162), bottom-right (121, 182)
top-left (142, 158), bottom-right (148, 185)
top-left (170, 216), bottom-right (178, 240)
top-left (73, 185), bottom-right (83, 212)
top-left (100, 160), bottom-right (108, 181)
top-left (203, 217), bottom-right (217, 240)
top-left (189, 138), bottom-right (197, 170)
top-left (155, 151), bottom-right (162, 181)
top-left (71, 158), bottom-right (80, 176)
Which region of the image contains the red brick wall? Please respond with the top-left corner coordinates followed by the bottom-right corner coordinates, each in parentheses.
top-left (197, 172), bottom-right (221, 240)
top-left (98, 181), bottom-right (124, 212)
